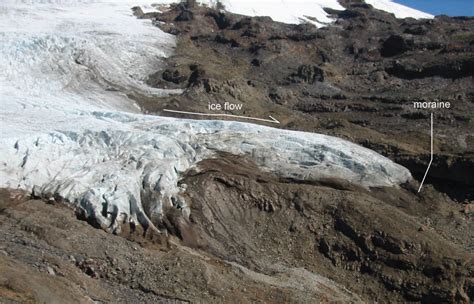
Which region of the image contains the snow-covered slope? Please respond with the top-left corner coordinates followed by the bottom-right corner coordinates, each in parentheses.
top-left (364, 0), bottom-right (433, 19)
top-left (0, 0), bottom-right (412, 233)
top-left (0, 0), bottom-right (178, 121)
top-left (190, 0), bottom-right (432, 26)
top-left (215, 0), bottom-right (346, 27)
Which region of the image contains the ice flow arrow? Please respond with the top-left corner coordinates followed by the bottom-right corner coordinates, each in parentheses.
top-left (162, 109), bottom-right (280, 124)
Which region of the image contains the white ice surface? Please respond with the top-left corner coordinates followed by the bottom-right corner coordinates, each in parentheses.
top-left (364, 0), bottom-right (433, 19)
top-left (1, 0), bottom-right (412, 232)
top-left (0, 0), bottom-right (178, 122)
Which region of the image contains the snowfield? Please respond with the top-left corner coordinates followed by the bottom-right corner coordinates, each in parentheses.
top-left (1, 0), bottom-right (414, 232)
top-left (197, 0), bottom-right (432, 26)
top-left (364, 0), bottom-right (434, 19)
top-left (213, 0), bottom-right (346, 27)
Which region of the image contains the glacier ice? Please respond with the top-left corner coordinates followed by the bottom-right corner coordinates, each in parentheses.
top-left (1, 116), bottom-right (413, 232)
top-left (0, 0), bottom-right (412, 233)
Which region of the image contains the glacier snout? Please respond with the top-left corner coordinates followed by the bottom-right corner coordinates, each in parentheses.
top-left (1, 117), bottom-right (412, 233)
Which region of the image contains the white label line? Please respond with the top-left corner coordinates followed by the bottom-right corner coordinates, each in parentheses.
top-left (418, 112), bottom-right (433, 193)
top-left (162, 109), bottom-right (280, 124)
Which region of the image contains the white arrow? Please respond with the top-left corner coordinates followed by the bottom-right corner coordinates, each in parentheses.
top-left (418, 112), bottom-right (434, 193)
top-left (162, 109), bottom-right (280, 124)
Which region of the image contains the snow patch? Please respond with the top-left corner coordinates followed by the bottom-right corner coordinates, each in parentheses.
top-left (215, 0), bottom-right (345, 27)
top-left (364, 0), bottom-right (433, 19)
top-left (172, 0), bottom-right (432, 25)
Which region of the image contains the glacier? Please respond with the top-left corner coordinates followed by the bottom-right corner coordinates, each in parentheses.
top-left (1, 0), bottom-right (413, 233)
